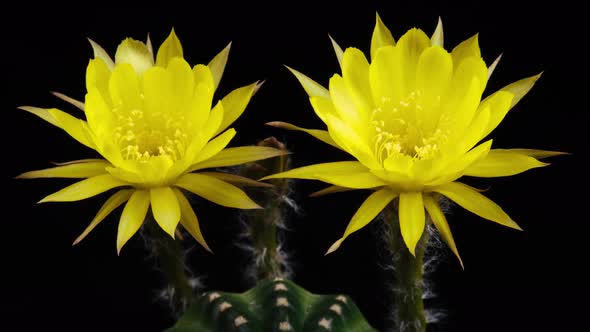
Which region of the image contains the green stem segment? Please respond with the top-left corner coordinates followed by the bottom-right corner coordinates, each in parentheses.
top-left (383, 203), bottom-right (428, 332)
top-left (144, 221), bottom-right (195, 314)
top-left (240, 137), bottom-right (291, 282)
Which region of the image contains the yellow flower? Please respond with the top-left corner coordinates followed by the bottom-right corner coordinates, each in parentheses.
top-left (19, 29), bottom-right (286, 254)
top-left (264, 16), bottom-right (562, 265)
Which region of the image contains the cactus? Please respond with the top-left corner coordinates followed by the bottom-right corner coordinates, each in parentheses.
top-left (238, 137), bottom-right (293, 282)
top-left (165, 278), bottom-right (376, 332)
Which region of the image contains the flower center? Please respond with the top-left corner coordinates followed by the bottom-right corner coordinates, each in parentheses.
top-left (371, 91), bottom-right (447, 164)
top-left (113, 105), bottom-right (189, 161)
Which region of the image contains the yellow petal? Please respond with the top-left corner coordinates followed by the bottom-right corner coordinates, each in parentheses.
top-left (106, 166), bottom-right (142, 184)
top-left (314, 172), bottom-right (387, 189)
top-left (189, 65), bottom-right (215, 130)
top-left (176, 173), bottom-right (261, 209)
top-left (143, 67), bottom-right (172, 115)
top-left (326, 189), bottom-right (397, 254)
top-left (48, 109), bottom-right (96, 150)
top-left (199, 172), bottom-right (273, 188)
top-left (85, 58), bottom-right (112, 105)
top-left (451, 34), bottom-right (480, 68)
top-left (193, 64), bottom-right (215, 91)
top-left (150, 187), bottom-right (181, 237)
top-left (167, 57), bottom-right (195, 109)
top-left (487, 53), bottom-right (502, 80)
top-left (464, 149), bottom-right (548, 177)
top-left (431, 17), bottom-right (444, 47)
top-left (261, 161), bottom-right (368, 181)
top-left (309, 96), bottom-right (338, 124)
top-left (85, 87), bottom-right (114, 137)
top-left (133, 154), bottom-right (175, 185)
top-left (370, 169), bottom-right (414, 185)
top-left (109, 63), bottom-right (141, 110)
top-left (51, 158), bottom-right (107, 165)
top-left (370, 46), bottom-right (405, 106)
top-left (87, 38), bottom-right (114, 70)
top-left (457, 103), bottom-right (490, 154)
top-left (117, 190), bottom-right (150, 254)
top-left (432, 139), bottom-right (493, 185)
top-left (492, 72), bottom-right (543, 109)
top-left (52, 91), bottom-right (84, 111)
top-left (416, 46), bottom-right (453, 107)
top-left (399, 192), bottom-right (426, 255)
top-left (324, 113), bottom-right (380, 169)
top-left (203, 101), bottom-right (224, 140)
top-left (496, 148), bottom-right (567, 159)
top-left (18, 106), bottom-right (59, 127)
top-left (189, 146), bottom-right (288, 172)
top-left (442, 76), bottom-right (485, 142)
top-left (39, 174), bottom-right (128, 203)
top-left (17, 160), bottom-right (109, 179)
top-left (192, 128), bottom-right (236, 165)
top-left (396, 28), bottom-right (431, 89)
top-left (431, 182), bottom-right (521, 230)
top-left (146, 34), bottom-right (154, 58)
top-left (329, 74), bottom-right (364, 125)
top-left (309, 185), bottom-right (357, 197)
top-left (114, 38), bottom-right (154, 75)
top-left (342, 48), bottom-right (372, 117)
top-left (265, 121), bottom-right (341, 149)
top-left (329, 35), bottom-right (344, 67)
top-left (208, 42), bottom-right (231, 91)
top-left (73, 189), bottom-right (133, 245)
top-left (423, 194), bottom-right (463, 268)
top-left (451, 55), bottom-right (487, 95)
top-left (216, 82), bottom-right (257, 135)
top-left (285, 66), bottom-right (330, 98)
top-left (156, 28), bottom-right (183, 67)
top-left (173, 188), bottom-right (211, 252)
top-left (478, 90), bottom-right (514, 140)
top-left (370, 13), bottom-right (395, 60)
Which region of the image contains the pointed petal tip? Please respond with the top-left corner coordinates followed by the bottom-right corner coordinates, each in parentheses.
top-left (325, 238), bottom-right (343, 255)
top-left (72, 236), bottom-right (83, 246)
top-left (253, 80), bottom-right (266, 95)
top-left (37, 197), bottom-right (50, 204)
top-left (202, 242), bottom-right (214, 254)
top-left (283, 64), bottom-right (295, 73)
top-left (17, 105), bottom-right (32, 111)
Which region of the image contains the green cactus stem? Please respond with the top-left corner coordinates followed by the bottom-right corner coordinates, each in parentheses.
top-left (239, 137), bottom-right (291, 281)
top-left (166, 278), bottom-right (376, 332)
top-left (382, 203), bottom-right (428, 332)
top-left (143, 220), bottom-right (195, 314)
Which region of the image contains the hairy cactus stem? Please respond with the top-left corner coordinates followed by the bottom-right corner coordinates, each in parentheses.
top-left (382, 203), bottom-right (428, 332)
top-left (240, 137), bottom-right (291, 281)
top-left (143, 220), bottom-right (195, 315)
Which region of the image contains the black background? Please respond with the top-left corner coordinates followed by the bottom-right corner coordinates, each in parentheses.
top-left (2, 1), bottom-right (586, 331)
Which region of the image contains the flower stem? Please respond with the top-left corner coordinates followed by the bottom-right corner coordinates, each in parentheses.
top-left (239, 137), bottom-right (291, 282)
top-left (383, 203), bottom-right (428, 332)
top-left (143, 221), bottom-right (194, 315)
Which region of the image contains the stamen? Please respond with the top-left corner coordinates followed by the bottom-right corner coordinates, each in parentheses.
top-left (111, 104), bottom-right (190, 161)
top-left (370, 91), bottom-right (446, 165)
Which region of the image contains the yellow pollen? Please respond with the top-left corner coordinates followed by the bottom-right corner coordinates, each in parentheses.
top-left (113, 106), bottom-right (190, 161)
top-left (371, 91), bottom-right (447, 164)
